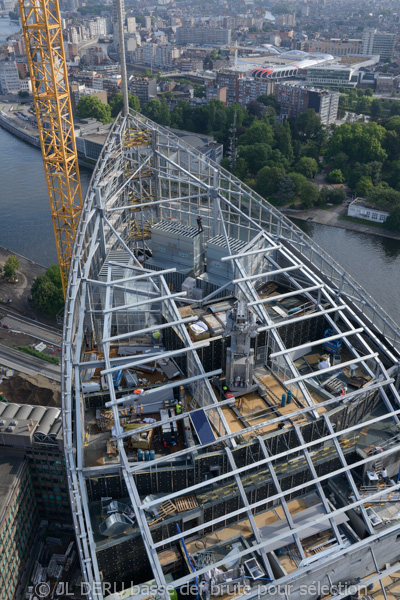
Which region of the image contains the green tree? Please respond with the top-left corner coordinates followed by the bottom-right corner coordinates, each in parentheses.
top-left (366, 186), bottom-right (400, 211)
top-left (158, 96), bottom-right (171, 126)
top-left (370, 99), bottom-right (382, 117)
top-left (238, 119), bottom-right (273, 147)
top-left (294, 156), bottom-right (318, 178)
top-left (294, 109), bottom-right (323, 141)
top-left (300, 182), bottom-right (320, 208)
top-left (31, 265), bottom-right (64, 317)
top-left (275, 175), bottom-right (295, 205)
top-left (76, 95), bottom-right (112, 124)
top-left (258, 94), bottom-right (280, 112)
top-left (109, 93), bottom-right (140, 117)
top-left (143, 98), bottom-right (163, 122)
top-left (193, 84), bottom-right (205, 98)
top-left (232, 157), bottom-right (248, 180)
top-left (367, 161), bottom-right (382, 185)
top-left (3, 255), bottom-right (19, 279)
top-left (327, 188), bottom-right (346, 204)
top-left (238, 144), bottom-right (271, 174)
top-left (386, 205), bottom-right (400, 231)
top-left (256, 165), bottom-right (285, 197)
top-left (288, 172), bottom-right (307, 196)
top-left (18, 90), bottom-right (29, 98)
top-left (356, 176), bottom-right (374, 197)
top-left (327, 169), bottom-right (345, 183)
top-left (364, 88), bottom-right (373, 97)
top-left (275, 120), bottom-right (294, 163)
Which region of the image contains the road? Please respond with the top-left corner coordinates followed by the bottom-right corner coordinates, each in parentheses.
top-left (0, 308), bottom-right (62, 346)
top-left (0, 344), bottom-right (61, 382)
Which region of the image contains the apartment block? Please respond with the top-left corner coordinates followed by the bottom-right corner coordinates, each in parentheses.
top-left (216, 70), bottom-right (245, 104)
top-left (129, 77), bottom-right (157, 105)
top-left (0, 60), bottom-right (21, 94)
top-left (176, 27), bottom-right (231, 46)
top-left (362, 28), bottom-right (396, 58)
top-left (237, 77), bottom-right (274, 108)
top-left (274, 82), bottom-right (339, 124)
top-left (0, 453), bottom-right (40, 600)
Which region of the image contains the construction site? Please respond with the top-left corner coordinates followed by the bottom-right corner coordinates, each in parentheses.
top-left (56, 110), bottom-right (400, 600)
top-left (7, 0), bottom-right (400, 599)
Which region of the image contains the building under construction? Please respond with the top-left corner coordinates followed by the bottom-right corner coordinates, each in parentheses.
top-left (62, 111), bottom-right (400, 600)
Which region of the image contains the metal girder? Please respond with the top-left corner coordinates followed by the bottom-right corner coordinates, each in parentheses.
top-left (224, 447), bottom-right (275, 580)
top-left (105, 369), bottom-right (222, 410)
top-left (257, 304), bottom-right (347, 332)
top-left (232, 265), bottom-right (299, 284)
top-left (103, 315), bottom-right (198, 343)
top-left (269, 327), bottom-right (364, 358)
top-left (221, 244), bottom-right (281, 262)
top-left (139, 407), bottom-right (400, 515)
top-left (249, 284), bottom-right (324, 307)
top-left (102, 291), bottom-right (187, 314)
top-left (100, 342), bottom-right (211, 376)
top-left (122, 377), bottom-right (394, 475)
top-left (257, 436), bottom-right (306, 560)
top-left (284, 352), bottom-right (378, 385)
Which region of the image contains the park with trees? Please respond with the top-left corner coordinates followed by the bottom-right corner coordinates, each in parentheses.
top-left (77, 87), bottom-right (400, 231)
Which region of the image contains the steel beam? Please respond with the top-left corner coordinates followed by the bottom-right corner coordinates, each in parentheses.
top-left (269, 327), bottom-right (364, 358)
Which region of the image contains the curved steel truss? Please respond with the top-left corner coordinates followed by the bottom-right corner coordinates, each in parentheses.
top-left (63, 111), bottom-right (400, 600)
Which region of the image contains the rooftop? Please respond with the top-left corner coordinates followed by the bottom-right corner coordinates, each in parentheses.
top-left (0, 452), bottom-right (26, 520)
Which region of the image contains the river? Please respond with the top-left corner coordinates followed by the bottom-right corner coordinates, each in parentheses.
top-left (0, 18), bottom-right (399, 324)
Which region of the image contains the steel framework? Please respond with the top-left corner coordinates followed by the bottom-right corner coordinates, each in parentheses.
top-left (19, 0), bottom-right (82, 294)
top-left (63, 111), bottom-right (400, 600)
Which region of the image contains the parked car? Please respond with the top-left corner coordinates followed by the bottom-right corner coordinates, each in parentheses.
top-left (2, 324), bottom-right (11, 329)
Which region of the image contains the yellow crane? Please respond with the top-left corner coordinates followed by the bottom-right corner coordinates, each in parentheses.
top-left (18, 0), bottom-right (83, 296)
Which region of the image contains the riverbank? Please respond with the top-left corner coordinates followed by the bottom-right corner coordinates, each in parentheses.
top-left (282, 204), bottom-right (400, 241)
top-left (0, 113), bottom-right (95, 170)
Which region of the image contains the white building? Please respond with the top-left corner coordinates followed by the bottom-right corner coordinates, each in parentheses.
top-left (126, 17), bottom-right (136, 33)
top-left (0, 60), bottom-right (21, 94)
top-left (362, 29), bottom-right (396, 58)
top-left (347, 198), bottom-right (389, 223)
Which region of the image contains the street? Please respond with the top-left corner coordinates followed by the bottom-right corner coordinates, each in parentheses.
top-left (0, 343), bottom-right (61, 382)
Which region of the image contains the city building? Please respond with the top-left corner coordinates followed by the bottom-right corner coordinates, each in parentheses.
top-left (0, 402), bottom-right (70, 523)
top-left (0, 60), bottom-right (21, 94)
top-left (205, 84), bottom-right (227, 104)
top-left (129, 76), bottom-right (157, 105)
top-left (74, 118), bottom-right (113, 161)
top-left (0, 453), bottom-right (40, 600)
top-left (170, 128), bottom-right (223, 164)
top-left (362, 29), bottom-right (396, 59)
top-left (375, 75), bottom-right (396, 94)
top-left (237, 77), bottom-right (274, 108)
top-left (70, 84), bottom-right (108, 115)
top-left (309, 38), bottom-right (362, 56)
top-left (305, 64), bottom-right (359, 89)
top-left (176, 27), bottom-right (231, 46)
top-left (126, 17), bottom-right (136, 33)
top-left (275, 13), bottom-right (296, 27)
top-left (347, 198), bottom-right (389, 223)
top-left (274, 82), bottom-right (339, 124)
top-left (216, 70), bottom-right (244, 104)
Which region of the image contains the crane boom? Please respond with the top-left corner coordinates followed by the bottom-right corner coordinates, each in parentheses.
top-left (19, 0), bottom-right (83, 296)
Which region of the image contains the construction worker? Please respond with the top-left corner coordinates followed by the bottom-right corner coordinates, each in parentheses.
top-left (196, 215), bottom-right (204, 232)
top-left (339, 386), bottom-right (348, 396)
top-left (318, 355), bottom-right (331, 370)
top-left (152, 330), bottom-right (161, 345)
top-left (175, 401), bottom-right (182, 415)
